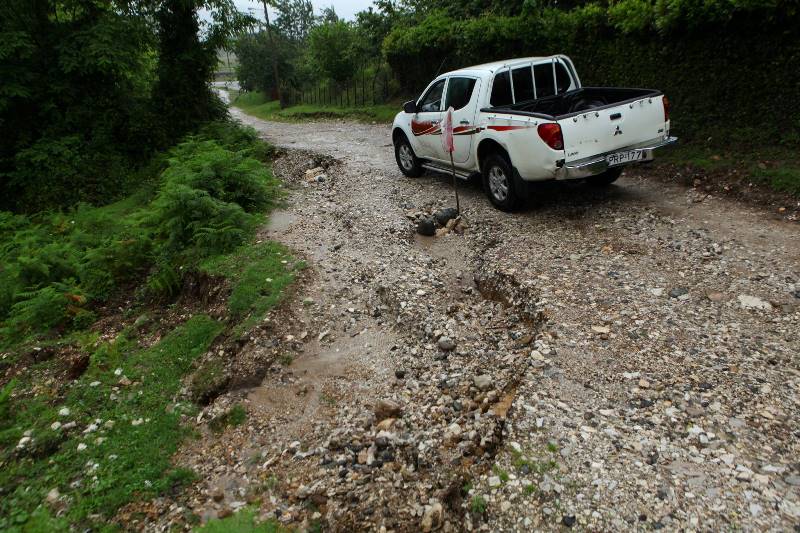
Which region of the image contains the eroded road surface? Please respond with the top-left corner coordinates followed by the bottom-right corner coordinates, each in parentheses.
top-left (162, 101), bottom-right (800, 532)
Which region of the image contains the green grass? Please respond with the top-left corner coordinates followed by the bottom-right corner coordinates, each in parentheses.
top-left (509, 446), bottom-right (558, 476)
top-left (493, 465), bottom-right (510, 483)
top-left (208, 404), bottom-right (247, 434)
top-left (470, 494), bottom-right (487, 514)
top-left (0, 315), bottom-right (223, 531)
top-left (659, 144), bottom-right (800, 197)
top-left (749, 166), bottom-right (800, 196)
top-left (230, 91), bottom-right (399, 124)
top-left (196, 507), bottom-right (285, 533)
top-left (200, 241), bottom-right (303, 337)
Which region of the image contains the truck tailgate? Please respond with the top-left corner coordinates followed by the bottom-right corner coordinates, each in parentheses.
top-left (559, 97), bottom-right (666, 163)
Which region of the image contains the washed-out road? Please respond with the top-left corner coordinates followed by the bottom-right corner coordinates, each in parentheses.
top-left (165, 94), bottom-right (800, 531)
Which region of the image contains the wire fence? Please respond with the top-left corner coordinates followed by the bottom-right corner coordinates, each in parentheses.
top-left (281, 70), bottom-right (394, 108)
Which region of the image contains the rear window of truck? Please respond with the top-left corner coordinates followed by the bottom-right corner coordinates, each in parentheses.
top-left (534, 62), bottom-right (572, 98)
top-left (490, 70), bottom-right (512, 107)
top-left (512, 67), bottom-right (535, 102)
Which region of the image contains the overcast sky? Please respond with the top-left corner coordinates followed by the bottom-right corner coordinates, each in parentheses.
top-left (229, 0), bottom-right (375, 22)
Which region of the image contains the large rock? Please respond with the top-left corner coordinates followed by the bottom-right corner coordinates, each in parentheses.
top-left (374, 399), bottom-right (402, 421)
top-left (434, 207), bottom-right (459, 227)
top-left (420, 501), bottom-right (443, 532)
top-left (738, 294), bottom-right (772, 310)
top-left (437, 336), bottom-right (456, 351)
top-left (669, 287), bottom-right (689, 299)
top-left (416, 217), bottom-right (436, 236)
top-left (473, 374), bottom-right (493, 392)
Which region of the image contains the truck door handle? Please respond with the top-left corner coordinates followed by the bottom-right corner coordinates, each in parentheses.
top-left (610, 113), bottom-right (622, 120)
top-left (460, 120), bottom-right (470, 125)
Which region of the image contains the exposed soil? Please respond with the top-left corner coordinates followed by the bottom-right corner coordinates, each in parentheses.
top-left (138, 99), bottom-right (800, 531)
top-left (643, 160), bottom-right (800, 222)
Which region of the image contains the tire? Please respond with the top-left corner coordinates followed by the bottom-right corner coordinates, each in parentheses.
top-left (587, 167), bottom-right (622, 186)
top-left (394, 134), bottom-right (423, 177)
top-left (482, 153), bottom-right (520, 211)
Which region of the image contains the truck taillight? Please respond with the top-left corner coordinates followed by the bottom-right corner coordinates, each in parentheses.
top-left (662, 95), bottom-right (670, 122)
top-left (537, 123), bottom-right (563, 150)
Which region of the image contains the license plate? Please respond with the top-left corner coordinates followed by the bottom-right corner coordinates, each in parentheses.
top-left (606, 150), bottom-right (644, 166)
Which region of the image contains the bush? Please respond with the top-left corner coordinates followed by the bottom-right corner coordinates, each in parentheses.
top-left (151, 138), bottom-right (279, 263)
top-left (1, 284), bottom-right (85, 342)
top-left (0, 122), bottom-right (278, 346)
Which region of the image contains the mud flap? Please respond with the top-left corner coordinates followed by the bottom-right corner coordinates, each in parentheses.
top-left (511, 166), bottom-right (532, 202)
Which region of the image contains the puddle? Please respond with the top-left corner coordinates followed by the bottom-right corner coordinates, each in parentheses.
top-left (247, 321), bottom-right (394, 432)
top-left (265, 209), bottom-right (298, 235)
top-left (412, 231), bottom-right (476, 294)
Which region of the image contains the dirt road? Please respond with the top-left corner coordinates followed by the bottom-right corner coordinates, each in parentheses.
top-left (166, 101), bottom-right (800, 532)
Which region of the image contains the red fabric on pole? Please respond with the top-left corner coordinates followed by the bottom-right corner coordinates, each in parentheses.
top-left (441, 106), bottom-right (455, 153)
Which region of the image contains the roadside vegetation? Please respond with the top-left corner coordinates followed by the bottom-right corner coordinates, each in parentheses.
top-left (659, 145), bottom-right (800, 198)
top-left (1, 3), bottom-right (299, 528)
top-left (196, 507), bottom-right (286, 532)
top-left (229, 90), bottom-right (398, 123)
top-left (0, 122), bottom-right (298, 531)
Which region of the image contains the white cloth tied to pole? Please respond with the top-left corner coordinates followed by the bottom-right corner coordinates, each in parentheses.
top-left (440, 106), bottom-right (460, 214)
top-left (441, 106), bottom-right (455, 153)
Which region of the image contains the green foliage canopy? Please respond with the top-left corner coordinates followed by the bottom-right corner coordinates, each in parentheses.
top-left (0, 0), bottom-right (253, 212)
top-left (308, 20), bottom-right (361, 83)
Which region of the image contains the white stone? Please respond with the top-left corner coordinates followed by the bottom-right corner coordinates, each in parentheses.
top-left (738, 294), bottom-right (772, 310)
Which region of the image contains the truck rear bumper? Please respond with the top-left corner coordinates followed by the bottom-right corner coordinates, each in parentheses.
top-left (555, 136), bottom-right (678, 180)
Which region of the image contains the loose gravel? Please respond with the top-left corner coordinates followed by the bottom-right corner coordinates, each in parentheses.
top-left (144, 100), bottom-right (799, 532)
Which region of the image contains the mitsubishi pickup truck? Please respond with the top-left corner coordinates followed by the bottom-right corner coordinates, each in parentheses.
top-left (391, 55), bottom-right (677, 210)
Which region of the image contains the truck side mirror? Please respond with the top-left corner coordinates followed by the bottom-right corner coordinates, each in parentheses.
top-left (403, 100), bottom-right (417, 114)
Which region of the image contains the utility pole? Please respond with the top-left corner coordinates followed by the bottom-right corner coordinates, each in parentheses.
top-left (261, 0), bottom-right (281, 104)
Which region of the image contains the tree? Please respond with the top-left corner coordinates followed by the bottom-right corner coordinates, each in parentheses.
top-left (0, 0), bottom-right (252, 211)
top-left (234, 31), bottom-right (295, 93)
top-left (307, 20), bottom-right (358, 83)
top-left (0, 0), bottom-right (156, 210)
top-left (274, 0), bottom-right (316, 41)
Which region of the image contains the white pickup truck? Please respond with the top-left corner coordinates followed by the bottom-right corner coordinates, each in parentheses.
top-left (392, 55), bottom-right (677, 210)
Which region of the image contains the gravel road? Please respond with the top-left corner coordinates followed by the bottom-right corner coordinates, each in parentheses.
top-left (163, 99), bottom-right (800, 532)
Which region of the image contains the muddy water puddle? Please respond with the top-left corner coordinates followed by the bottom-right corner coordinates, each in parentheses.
top-left (264, 209), bottom-right (298, 234)
top-left (413, 231), bottom-right (477, 294)
top-left (247, 320), bottom-right (394, 432)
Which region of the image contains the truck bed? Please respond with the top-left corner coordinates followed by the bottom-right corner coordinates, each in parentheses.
top-left (483, 87), bottom-right (662, 120)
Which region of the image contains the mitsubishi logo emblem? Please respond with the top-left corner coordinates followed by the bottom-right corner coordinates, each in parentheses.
top-left (613, 125), bottom-right (623, 136)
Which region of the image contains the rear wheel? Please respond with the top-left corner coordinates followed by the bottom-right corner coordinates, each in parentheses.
top-left (394, 134), bottom-right (423, 177)
top-left (587, 167), bottom-right (622, 186)
top-left (482, 153), bottom-right (520, 211)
